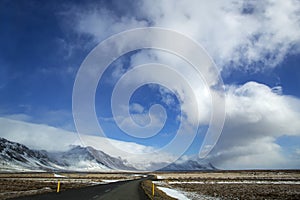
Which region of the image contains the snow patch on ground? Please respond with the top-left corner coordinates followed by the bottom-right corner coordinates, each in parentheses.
top-left (157, 186), bottom-right (190, 200)
top-left (101, 179), bottom-right (121, 183)
top-left (156, 175), bottom-right (164, 179)
top-left (152, 181), bottom-right (168, 186)
top-left (169, 181), bottom-right (300, 184)
top-left (53, 173), bottom-right (66, 178)
top-left (181, 191), bottom-right (221, 200)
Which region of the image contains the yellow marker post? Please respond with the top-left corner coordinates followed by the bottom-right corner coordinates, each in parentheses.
top-left (57, 180), bottom-right (60, 193)
top-left (152, 182), bottom-right (155, 196)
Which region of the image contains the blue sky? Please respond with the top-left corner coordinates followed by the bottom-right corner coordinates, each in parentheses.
top-left (1, 0), bottom-right (300, 169)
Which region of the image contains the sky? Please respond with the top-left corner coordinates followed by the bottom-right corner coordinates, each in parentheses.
top-left (1, 0), bottom-right (300, 169)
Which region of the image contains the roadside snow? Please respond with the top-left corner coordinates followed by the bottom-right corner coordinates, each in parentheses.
top-left (157, 186), bottom-right (190, 200)
top-left (101, 179), bottom-right (122, 183)
top-left (152, 181), bottom-right (168, 186)
top-left (156, 175), bottom-right (164, 179)
top-left (181, 191), bottom-right (221, 200)
top-left (53, 173), bottom-right (66, 178)
top-left (169, 181), bottom-right (300, 184)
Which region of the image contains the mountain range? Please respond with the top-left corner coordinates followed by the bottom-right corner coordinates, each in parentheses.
top-left (0, 137), bottom-right (216, 172)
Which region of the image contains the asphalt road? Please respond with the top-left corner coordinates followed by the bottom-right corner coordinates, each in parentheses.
top-left (13, 177), bottom-right (150, 200)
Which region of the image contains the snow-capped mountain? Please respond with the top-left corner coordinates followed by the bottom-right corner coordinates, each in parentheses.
top-left (0, 137), bottom-right (134, 172)
top-left (48, 146), bottom-right (135, 171)
top-left (0, 137), bottom-right (55, 171)
top-left (0, 137), bottom-right (216, 172)
top-left (161, 159), bottom-right (217, 171)
top-left (0, 118), bottom-right (218, 171)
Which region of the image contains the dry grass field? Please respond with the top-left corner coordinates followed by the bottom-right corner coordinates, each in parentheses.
top-left (153, 170), bottom-right (300, 200)
top-left (0, 172), bottom-right (143, 200)
top-left (141, 180), bottom-right (177, 200)
top-left (0, 171), bottom-right (299, 200)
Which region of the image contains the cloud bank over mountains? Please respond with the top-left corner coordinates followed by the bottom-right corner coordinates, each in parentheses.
top-left (0, 117), bottom-right (174, 170)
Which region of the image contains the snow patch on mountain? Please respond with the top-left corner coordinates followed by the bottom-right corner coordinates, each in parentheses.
top-left (0, 138), bottom-right (134, 172)
top-left (0, 137), bottom-right (216, 172)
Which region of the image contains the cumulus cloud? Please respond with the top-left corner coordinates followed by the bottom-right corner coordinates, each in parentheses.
top-left (63, 3), bottom-right (148, 44)
top-left (208, 82), bottom-right (300, 169)
top-left (139, 0), bottom-right (300, 70)
top-left (67, 0), bottom-right (300, 71)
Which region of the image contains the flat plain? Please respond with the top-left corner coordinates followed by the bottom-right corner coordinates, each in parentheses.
top-left (153, 170), bottom-right (300, 199)
top-left (0, 172), bottom-right (143, 200)
top-left (0, 170), bottom-right (299, 200)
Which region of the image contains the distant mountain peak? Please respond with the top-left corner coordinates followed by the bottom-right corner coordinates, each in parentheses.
top-left (160, 157), bottom-right (217, 171)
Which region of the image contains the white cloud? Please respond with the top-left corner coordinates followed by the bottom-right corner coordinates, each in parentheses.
top-left (67, 0), bottom-right (300, 71)
top-left (211, 137), bottom-right (286, 169)
top-left (130, 103), bottom-right (144, 113)
top-left (2, 110), bottom-right (76, 132)
top-left (138, 0), bottom-right (300, 70)
top-left (0, 117), bottom-right (78, 152)
top-left (67, 5), bottom-right (148, 43)
top-left (117, 111), bottom-right (166, 137)
top-left (208, 82), bottom-right (300, 169)
top-left (110, 57), bottom-right (127, 81)
top-left (4, 113), bottom-right (33, 122)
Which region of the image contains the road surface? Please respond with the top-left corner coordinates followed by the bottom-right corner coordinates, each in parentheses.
top-left (13, 177), bottom-right (150, 200)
